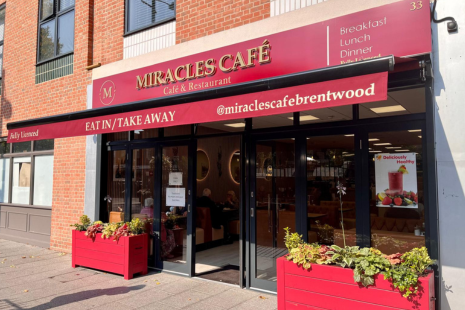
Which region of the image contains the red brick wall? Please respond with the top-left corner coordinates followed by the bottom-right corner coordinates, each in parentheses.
top-left (176, 0), bottom-right (270, 44)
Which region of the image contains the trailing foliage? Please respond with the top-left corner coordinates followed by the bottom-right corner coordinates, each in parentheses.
top-left (283, 228), bottom-right (434, 299)
top-left (85, 221), bottom-right (104, 239)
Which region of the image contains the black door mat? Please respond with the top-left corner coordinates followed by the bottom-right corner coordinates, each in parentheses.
top-left (196, 264), bottom-right (240, 285)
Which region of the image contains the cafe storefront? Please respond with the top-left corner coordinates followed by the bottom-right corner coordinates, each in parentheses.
top-left (6, 1), bottom-right (437, 293)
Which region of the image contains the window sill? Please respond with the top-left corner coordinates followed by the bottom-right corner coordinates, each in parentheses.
top-left (123, 17), bottom-right (176, 38)
top-left (0, 203), bottom-right (52, 210)
top-left (36, 51), bottom-right (74, 67)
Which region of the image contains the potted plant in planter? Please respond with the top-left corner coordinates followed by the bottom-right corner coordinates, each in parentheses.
top-left (277, 229), bottom-right (435, 310)
top-left (71, 215), bottom-right (148, 280)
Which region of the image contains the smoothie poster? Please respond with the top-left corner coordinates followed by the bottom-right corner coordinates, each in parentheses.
top-left (375, 153), bottom-right (418, 208)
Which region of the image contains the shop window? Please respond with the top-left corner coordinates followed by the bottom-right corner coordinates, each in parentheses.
top-left (4, 140), bottom-right (55, 206)
top-left (133, 128), bottom-right (158, 140)
top-left (253, 113), bottom-right (294, 129)
top-left (164, 124), bottom-right (191, 137)
top-left (107, 132), bottom-right (129, 142)
top-left (360, 88), bottom-right (425, 119)
top-left (306, 135), bottom-right (356, 246)
top-left (106, 150), bottom-right (126, 222)
top-left (131, 148), bottom-right (155, 219)
top-left (33, 155), bottom-right (54, 206)
top-left (125, 0), bottom-right (176, 34)
top-left (0, 5), bottom-right (5, 94)
top-left (197, 119), bottom-right (246, 135)
top-left (369, 130), bottom-right (424, 254)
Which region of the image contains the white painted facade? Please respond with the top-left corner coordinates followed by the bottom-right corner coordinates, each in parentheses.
top-left (432, 1), bottom-right (465, 309)
top-left (270, 0), bottom-right (327, 17)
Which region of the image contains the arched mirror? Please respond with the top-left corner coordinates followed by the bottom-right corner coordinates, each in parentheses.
top-left (197, 150), bottom-right (209, 181)
top-left (230, 150), bottom-right (241, 184)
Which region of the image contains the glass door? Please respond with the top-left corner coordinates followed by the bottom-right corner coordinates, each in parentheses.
top-left (155, 141), bottom-right (195, 275)
top-left (250, 136), bottom-right (296, 291)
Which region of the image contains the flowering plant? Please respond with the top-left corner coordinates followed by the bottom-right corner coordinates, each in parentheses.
top-left (336, 182), bottom-right (347, 247)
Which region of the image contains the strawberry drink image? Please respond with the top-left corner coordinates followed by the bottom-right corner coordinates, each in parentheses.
top-left (388, 171), bottom-right (404, 196)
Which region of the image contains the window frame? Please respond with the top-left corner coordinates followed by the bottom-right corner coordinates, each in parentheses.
top-left (124, 0), bottom-right (176, 36)
top-left (36, 0), bottom-right (75, 65)
top-left (0, 139), bottom-right (54, 209)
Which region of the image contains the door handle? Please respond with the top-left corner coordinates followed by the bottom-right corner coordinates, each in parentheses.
top-left (188, 204), bottom-right (191, 212)
top-left (250, 207), bottom-right (254, 217)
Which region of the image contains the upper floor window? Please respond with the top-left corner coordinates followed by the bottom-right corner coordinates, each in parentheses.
top-left (38, 0), bottom-right (75, 63)
top-left (125, 0), bottom-right (175, 34)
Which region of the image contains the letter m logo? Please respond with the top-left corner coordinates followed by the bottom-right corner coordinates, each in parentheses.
top-left (103, 86), bottom-right (113, 99)
top-left (99, 80), bottom-right (116, 106)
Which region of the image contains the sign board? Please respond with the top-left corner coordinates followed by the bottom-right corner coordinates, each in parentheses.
top-left (8, 72), bottom-right (387, 142)
top-left (375, 153), bottom-right (418, 208)
top-left (166, 187), bottom-right (186, 207)
top-left (169, 172), bottom-right (183, 186)
top-left (92, 0), bottom-right (431, 109)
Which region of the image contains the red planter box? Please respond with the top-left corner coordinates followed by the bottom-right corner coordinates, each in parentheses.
top-left (72, 230), bottom-right (148, 280)
top-left (277, 256), bottom-right (435, 310)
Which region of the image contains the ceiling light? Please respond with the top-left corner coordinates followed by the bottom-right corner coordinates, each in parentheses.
top-left (344, 134), bottom-right (354, 137)
top-left (370, 105), bottom-right (406, 114)
top-left (343, 153), bottom-right (354, 157)
top-left (288, 115), bottom-right (319, 121)
top-left (224, 123), bottom-right (246, 128)
top-left (395, 149), bottom-right (410, 152)
top-left (373, 143), bottom-right (392, 146)
top-left (369, 138), bottom-right (379, 142)
top-left (408, 129), bottom-right (421, 132)
top-left (370, 150), bottom-right (382, 153)
top-left (385, 147), bottom-right (402, 149)
top-left (418, 135), bottom-right (422, 138)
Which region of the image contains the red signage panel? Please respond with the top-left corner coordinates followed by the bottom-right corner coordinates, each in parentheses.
top-left (92, 1), bottom-right (430, 109)
top-left (10, 73), bottom-right (387, 142)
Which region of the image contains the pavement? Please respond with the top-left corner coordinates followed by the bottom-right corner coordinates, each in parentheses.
top-left (0, 239), bottom-right (277, 310)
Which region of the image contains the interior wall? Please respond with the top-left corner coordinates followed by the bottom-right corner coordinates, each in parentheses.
top-left (196, 136), bottom-right (241, 204)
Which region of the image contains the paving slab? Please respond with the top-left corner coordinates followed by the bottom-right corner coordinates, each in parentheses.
top-left (0, 239), bottom-right (277, 310)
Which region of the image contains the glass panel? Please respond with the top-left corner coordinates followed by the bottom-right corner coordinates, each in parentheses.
top-left (161, 145), bottom-right (188, 264)
top-left (133, 128), bottom-right (158, 139)
top-left (0, 158), bottom-right (10, 203)
top-left (57, 11), bottom-right (74, 55)
top-left (13, 142), bottom-right (31, 153)
top-left (12, 157), bottom-right (31, 204)
top-left (253, 113), bottom-right (294, 129)
top-left (0, 7), bottom-right (5, 41)
top-left (164, 125), bottom-right (191, 137)
top-left (360, 88), bottom-right (425, 119)
top-left (127, 0), bottom-right (175, 32)
top-left (34, 139), bottom-right (54, 151)
top-left (106, 150), bottom-right (126, 222)
top-left (33, 155), bottom-right (54, 206)
top-left (41, 0), bottom-right (54, 20)
top-left (197, 119), bottom-right (245, 135)
top-left (59, 0), bottom-right (74, 11)
top-left (306, 135), bottom-right (356, 246)
top-left (107, 132), bottom-right (128, 142)
top-left (39, 19), bottom-right (56, 62)
top-left (131, 148), bottom-right (155, 260)
top-left (0, 140), bottom-right (9, 154)
top-left (0, 45), bottom-right (3, 78)
top-left (369, 130), bottom-right (425, 254)
top-left (196, 150), bottom-right (209, 181)
top-left (255, 138), bottom-right (295, 281)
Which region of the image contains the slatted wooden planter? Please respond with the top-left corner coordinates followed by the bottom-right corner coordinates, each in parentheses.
top-left (72, 230), bottom-right (148, 280)
top-left (277, 256), bottom-right (435, 310)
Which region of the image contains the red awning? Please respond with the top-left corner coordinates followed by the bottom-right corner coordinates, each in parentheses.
top-left (7, 72), bottom-right (387, 143)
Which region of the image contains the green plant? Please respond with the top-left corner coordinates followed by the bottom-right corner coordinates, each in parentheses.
top-left (353, 250), bottom-right (391, 287)
top-left (101, 222), bottom-right (122, 239)
top-left (401, 247), bottom-right (434, 275)
top-left (284, 227), bottom-right (304, 252)
top-left (383, 265), bottom-right (419, 298)
top-left (128, 218), bottom-right (145, 235)
top-left (71, 215), bottom-right (92, 231)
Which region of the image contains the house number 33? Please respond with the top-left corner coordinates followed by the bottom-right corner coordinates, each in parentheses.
top-left (410, 1), bottom-right (423, 10)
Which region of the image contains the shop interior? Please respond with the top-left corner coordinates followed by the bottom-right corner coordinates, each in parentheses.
top-left (102, 85), bottom-right (428, 287)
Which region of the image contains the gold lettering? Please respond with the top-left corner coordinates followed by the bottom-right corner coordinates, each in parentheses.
top-left (195, 60), bottom-right (205, 78)
top-left (175, 65), bottom-right (186, 81)
top-left (103, 87), bottom-right (112, 98)
top-left (136, 74), bottom-right (149, 89)
top-left (205, 58), bottom-right (217, 76)
top-left (219, 54), bottom-right (233, 72)
top-left (153, 71), bottom-right (165, 85)
top-left (232, 52), bottom-right (247, 70)
top-left (247, 48), bottom-right (258, 67)
top-left (185, 63), bottom-right (195, 79)
top-left (165, 68), bottom-right (176, 84)
top-left (258, 39), bottom-right (271, 64)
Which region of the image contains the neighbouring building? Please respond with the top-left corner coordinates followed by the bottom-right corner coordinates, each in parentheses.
top-left (0, 0), bottom-right (463, 308)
